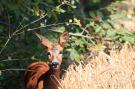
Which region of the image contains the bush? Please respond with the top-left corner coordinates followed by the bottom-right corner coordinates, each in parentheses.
top-left (0, 0), bottom-right (135, 88)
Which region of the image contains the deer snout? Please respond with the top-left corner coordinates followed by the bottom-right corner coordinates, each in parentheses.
top-left (51, 62), bottom-right (59, 69)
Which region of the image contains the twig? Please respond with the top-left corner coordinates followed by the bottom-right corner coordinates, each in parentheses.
top-left (0, 58), bottom-right (38, 63)
top-left (100, 52), bottom-right (115, 66)
top-left (51, 30), bottom-right (94, 39)
top-left (0, 69), bottom-right (35, 72)
top-left (0, 15), bottom-right (46, 55)
top-left (14, 18), bottom-right (25, 33)
top-left (27, 22), bottom-right (66, 31)
top-left (14, 22), bottom-right (67, 35)
top-left (0, 37), bottom-right (12, 55)
top-left (13, 15), bottom-right (46, 35)
top-left (28, 27), bottom-right (93, 39)
top-left (17, 22), bottom-right (94, 39)
top-left (81, 25), bottom-right (90, 35)
top-left (7, 13), bottom-right (11, 38)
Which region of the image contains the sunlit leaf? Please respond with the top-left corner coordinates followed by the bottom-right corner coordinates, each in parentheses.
top-left (70, 49), bottom-right (80, 63)
top-left (122, 35), bottom-right (135, 43)
top-left (107, 30), bottom-right (116, 37)
top-left (74, 18), bottom-right (82, 27)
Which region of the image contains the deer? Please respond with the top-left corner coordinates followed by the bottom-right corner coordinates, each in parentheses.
top-left (24, 31), bottom-right (69, 89)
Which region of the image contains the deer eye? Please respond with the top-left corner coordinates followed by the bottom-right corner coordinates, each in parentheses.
top-left (47, 52), bottom-right (51, 55)
top-left (59, 51), bottom-right (63, 54)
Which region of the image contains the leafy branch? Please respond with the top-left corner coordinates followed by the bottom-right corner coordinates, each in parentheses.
top-left (0, 15), bottom-right (46, 55)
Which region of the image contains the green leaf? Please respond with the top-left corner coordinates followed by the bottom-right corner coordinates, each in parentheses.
top-left (122, 35), bottom-right (135, 43)
top-left (74, 18), bottom-right (82, 27)
top-left (75, 39), bottom-right (84, 48)
top-left (70, 49), bottom-right (80, 63)
top-left (89, 11), bottom-right (96, 17)
top-left (96, 11), bottom-right (103, 17)
top-left (33, 6), bottom-right (40, 16)
top-left (54, 6), bottom-right (66, 14)
top-left (59, 8), bottom-right (66, 13)
top-left (95, 25), bottom-right (102, 33)
top-left (107, 30), bottom-right (116, 37)
top-left (55, 26), bottom-right (65, 32)
top-left (70, 5), bottom-right (76, 9)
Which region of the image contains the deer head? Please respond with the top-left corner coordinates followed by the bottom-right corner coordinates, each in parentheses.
top-left (34, 31), bottom-right (69, 69)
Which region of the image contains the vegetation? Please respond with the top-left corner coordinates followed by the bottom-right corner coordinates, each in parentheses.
top-left (59, 44), bottom-right (135, 89)
top-left (0, 0), bottom-right (135, 89)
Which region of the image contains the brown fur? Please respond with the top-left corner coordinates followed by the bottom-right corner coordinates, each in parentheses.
top-left (24, 62), bottom-right (50, 89)
top-left (24, 31), bottom-right (69, 89)
top-left (24, 62), bottom-right (61, 89)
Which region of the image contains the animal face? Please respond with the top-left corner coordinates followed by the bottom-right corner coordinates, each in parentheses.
top-left (34, 31), bottom-right (69, 69)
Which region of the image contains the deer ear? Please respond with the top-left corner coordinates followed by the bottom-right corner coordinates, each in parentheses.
top-left (34, 32), bottom-right (52, 49)
top-left (58, 31), bottom-right (69, 47)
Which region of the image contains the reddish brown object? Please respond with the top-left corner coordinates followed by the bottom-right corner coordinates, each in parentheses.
top-left (24, 62), bottom-right (50, 89)
top-left (24, 31), bottom-right (69, 89)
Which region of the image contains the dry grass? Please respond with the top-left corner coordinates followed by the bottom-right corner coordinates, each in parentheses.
top-left (59, 44), bottom-right (135, 89)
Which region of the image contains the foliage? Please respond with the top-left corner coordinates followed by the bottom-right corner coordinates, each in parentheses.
top-left (0, 0), bottom-right (135, 88)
